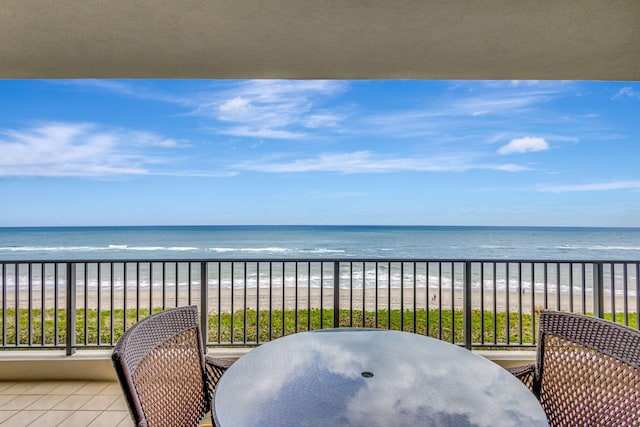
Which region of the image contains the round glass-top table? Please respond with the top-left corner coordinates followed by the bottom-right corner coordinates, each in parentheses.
top-left (214, 328), bottom-right (548, 427)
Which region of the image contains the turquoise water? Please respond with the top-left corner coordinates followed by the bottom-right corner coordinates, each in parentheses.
top-left (1, 225), bottom-right (639, 261)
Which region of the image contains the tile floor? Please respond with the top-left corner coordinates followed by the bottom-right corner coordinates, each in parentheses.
top-left (0, 381), bottom-right (131, 426)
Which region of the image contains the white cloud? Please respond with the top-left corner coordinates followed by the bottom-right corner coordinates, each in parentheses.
top-left (195, 80), bottom-right (348, 139)
top-left (456, 94), bottom-right (549, 116)
top-left (219, 127), bottom-right (306, 139)
top-left (233, 151), bottom-right (528, 174)
top-left (491, 163), bottom-right (530, 172)
top-left (59, 80), bottom-right (192, 106)
top-left (367, 91), bottom-right (553, 130)
top-left (304, 113), bottom-right (343, 128)
top-left (612, 87), bottom-right (638, 99)
top-left (509, 80), bottom-right (540, 87)
top-left (217, 97), bottom-right (255, 122)
top-left (361, 111), bottom-right (443, 139)
top-left (451, 83), bottom-right (565, 117)
top-left (359, 82), bottom-right (570, 140)
top-left (127, 131), bottom-right (190, 148)
top-left (498, 137), bottom-right (549, 154)
top-left (0, 123), bottom-right (191, 177)
top-left (66, 80), bottom-right (350, 140)
top-left (539, 181), bottom-right (640, 193)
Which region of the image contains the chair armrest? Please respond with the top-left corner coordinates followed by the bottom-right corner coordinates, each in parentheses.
top-left (205, 355), bottom-right (233, 395)
top-left (205, 356), bottom-right (233, 426)
top-left (205, 355), bottom-right (234, 369)
top-left (507, 363), bottom-right (537, 393)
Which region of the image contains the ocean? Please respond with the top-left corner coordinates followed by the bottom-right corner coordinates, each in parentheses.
top-left (1, 225), bottom-right (640, 261)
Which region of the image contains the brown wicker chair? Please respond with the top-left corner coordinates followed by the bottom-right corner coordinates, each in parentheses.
top-left (509, 310), bottom-right (640, 427)
top-left (112, 305), bottom-right (232, 427)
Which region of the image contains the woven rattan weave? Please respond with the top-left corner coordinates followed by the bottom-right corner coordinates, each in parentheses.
top-left (112, 306), bottom-right (232, 427)
top-left (509, 310), bottom-right (640, 427)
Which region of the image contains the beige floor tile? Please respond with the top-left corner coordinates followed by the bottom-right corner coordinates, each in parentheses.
top-left (52, 394), bottom-right (93, 410)
top-left (22, 381), bottom-right (66, 395)
top-left (106, 397), bottom-right (128, 411)
top-left (116, 414), bottom-right (134, 427)
top-left (0, 394), bottom-right (44, 410)
top-left (0, 384), bottom-right (16, 394)
top-left (0, 396), bottom-right (19, 408)
top-left (0, 411), bottom-right (18, 424)
top-left (56, 410), bottom-right (101, 427)
top-left (80, 395), bottom-right (120, 411)
top-left (87, 410), bottom-right (130, 427)
top-left (74, 382), bottom-right (111, 395)
top-left (100, 382), bottom-right (122, 396)
top-left (29, 410), bottom-right (75, 427)
top-left (0, 382), bottom-right (137, 427)
top-left (49, 381), bottom-right (88, 395)
top-left (25, 394), bottom-right (67, 410)
top-left (0, 410), bottom-right (45, 426)
top-left (0, 382), bottom-right (39, 395)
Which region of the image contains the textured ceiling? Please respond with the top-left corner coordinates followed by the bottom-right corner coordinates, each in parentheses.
top-left (1, 0), bottom-right (638, 80)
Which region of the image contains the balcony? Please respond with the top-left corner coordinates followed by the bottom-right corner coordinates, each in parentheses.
top-left (1, 258), bottom-right (638, 425)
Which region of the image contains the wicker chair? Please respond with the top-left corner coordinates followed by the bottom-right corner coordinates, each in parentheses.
top-left (509, 310), bottom-right (640, 427)
top-left (112, 306), bottom-right (232, 427)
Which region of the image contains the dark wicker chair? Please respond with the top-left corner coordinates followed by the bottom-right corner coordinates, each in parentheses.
top-left (509, 310), bottom-right (640, 427)
top-left (112, 305), bottom-right (232, 427)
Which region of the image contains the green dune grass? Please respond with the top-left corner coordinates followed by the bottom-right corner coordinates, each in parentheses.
top-left (0, 308), bottom-right (636, 348)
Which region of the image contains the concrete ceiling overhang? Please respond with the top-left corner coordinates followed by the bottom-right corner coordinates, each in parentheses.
top-left (1, 0), bottom-right (638, 80)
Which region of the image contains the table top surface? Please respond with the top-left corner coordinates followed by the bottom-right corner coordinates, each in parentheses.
top-left (214, 328), bottom-right (548, 427)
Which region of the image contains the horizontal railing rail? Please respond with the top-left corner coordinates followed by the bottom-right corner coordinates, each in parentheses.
top-left (1, 259), bottom-right (638, 354)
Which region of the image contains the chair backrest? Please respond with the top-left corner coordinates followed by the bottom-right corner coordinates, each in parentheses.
top-left (537, 310), bottom-right (640, 426)
top-left (112, 306), bottom-right (210, 427)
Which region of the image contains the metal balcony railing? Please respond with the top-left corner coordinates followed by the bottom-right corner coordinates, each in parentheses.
top-left (1, 259), bottom-right (638, 354)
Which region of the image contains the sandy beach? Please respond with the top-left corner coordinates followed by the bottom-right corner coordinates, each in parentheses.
top-left (3, 286), bottom-right (634, 315)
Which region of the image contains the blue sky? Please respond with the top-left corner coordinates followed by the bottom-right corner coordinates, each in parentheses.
top-left (1, 79), bottom-right (639, 227)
